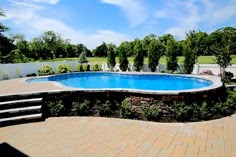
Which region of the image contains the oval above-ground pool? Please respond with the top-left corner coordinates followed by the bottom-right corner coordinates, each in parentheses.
top-left (26, 72), bottom-right (223, 95)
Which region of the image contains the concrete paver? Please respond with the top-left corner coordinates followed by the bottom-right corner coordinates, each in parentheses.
top-left (0, 78), bottom-right (63, 96)
top-left (0, 116), bottom-right (236, 157)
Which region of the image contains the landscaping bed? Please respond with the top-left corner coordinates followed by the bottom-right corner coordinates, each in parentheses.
top-left (42, 88), bottom-right (236, 122)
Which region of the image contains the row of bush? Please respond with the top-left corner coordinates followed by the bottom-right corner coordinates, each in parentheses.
top-left (31, 64), bottom-right (102, 76)
top-left (42, 90), bottom-right (236, 122)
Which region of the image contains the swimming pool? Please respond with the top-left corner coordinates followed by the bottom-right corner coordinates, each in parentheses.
top-left (26, 72), bottom-right (220, 93)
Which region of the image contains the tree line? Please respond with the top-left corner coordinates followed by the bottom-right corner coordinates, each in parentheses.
top-left (107, 28), bottom-right (236, 74)
top-left (0, 9), bottom-right (236, 74)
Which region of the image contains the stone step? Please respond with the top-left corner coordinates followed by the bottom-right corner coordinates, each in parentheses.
top-left (0, 105), bottom-right (42, 118)
top-left (0, 98), bottom-right (43, 110)
top-left (0, 113), bottom-right (42, 123)
top-left (0, 105), bottom-right (41, 114)
top-left (0, 98), bottom-right (43, 106)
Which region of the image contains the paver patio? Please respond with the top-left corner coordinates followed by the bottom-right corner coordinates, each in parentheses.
top-left (0, 78), bottom-right (63, 96)
top-left (0, 116), bottom-right (236, 157)
top-left (0, 78), bottom-right (236, 156)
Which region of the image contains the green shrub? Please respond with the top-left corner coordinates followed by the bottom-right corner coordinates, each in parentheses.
top-left (45, 100), bottom-right (65, 116)
top-left (170, 101), bottom-right (192, 121)
top-left (198, 101), bottom-right (213, 120)
top-left (70, 100), bottom-right (91, 116)
top-left (95, 100), bottom-right (113, 116)
top-left (120, 99), bottom-right (136, 118)
top-left (92, 64), bottom-right (102, 71)
top-left (142, 104), bottom-right (160, 121)
top-left (214, 92), bottom-right (236, 115)
top-left (214, 101), bottom-right (229, 115)
top-left (38, 65), bottom-right (54, 76)
top-left (79, 51), bottom-right (88, 63)
top-left (226, 91), bottom-right (236, 106)
top-left (57, 64), bottom-right (72, 73)
top-left (41, 91), bottom-right (236, 122)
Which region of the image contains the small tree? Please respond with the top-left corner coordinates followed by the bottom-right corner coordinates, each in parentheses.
top-left (183, 30), bottom-right (198, 74)
top-left (183, 45), bottom-right (196, 74)
top-left (209, 27), bottom-right (235, 79)
top-left (148, 40), bottom-right (162, 72)
top-left (133, 39), bottom-right (144, 72)
top-left (107, 44), bottom-right (116, 71)
top-left (166, 38), bottom-right (179, 73)
top-left (118, 46), bottom-right (129, 71)
top-left (79, 48), bottom-right (88, 63)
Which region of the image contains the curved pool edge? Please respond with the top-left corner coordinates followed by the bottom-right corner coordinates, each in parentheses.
top-left (24, 72), bottom-right (223, 96)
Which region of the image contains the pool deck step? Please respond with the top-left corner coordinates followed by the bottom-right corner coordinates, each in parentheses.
top-left (0, 113), bottom-right (43, 125)
top-left (0, 97), bottom-right (44, 126)
top-left (0, 98), bottom-right (43, 106)
top-left (0, 98), bottom-right (43, 110)
top-left (0, 105), bottom-right (41, 114)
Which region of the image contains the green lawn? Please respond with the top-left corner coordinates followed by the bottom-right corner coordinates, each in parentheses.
top-left (45, 55), bottom-right (236, 64)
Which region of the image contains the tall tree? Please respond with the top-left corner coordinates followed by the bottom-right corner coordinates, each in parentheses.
top-left (194, 31), bottom-right (210, 56)
top-left (76, 44), bottom-right (92, 57)
top-left (143, 33), bottom-right (157, 57)
top-left (158, 34), bottom-right (174, 47)
top-left (133, 39), bottom-right (144, 71)
top-left (148, 39), bottom-right (163, 72)
top-left (41, 31), bottom-right (61, 59)
top-left (0, 9), bottom-right (8, 34)
top-left (107, 43), bottom-right (116, 71)
top-left (158, 34), bottom-right (173, 56)
top-left (0, 9), bottom-right (15, 63)
top-left (93, 42), bottom-right (108, 57)
top-left (117, 41), bottom-right (133, 57)
top-left (165, 38), bottom-right (179, 72)
top-left (183, 30), bottom-right (198, 74)
top-left (11, 34), bottom-right (32, 58)
top-left (209, 27), bottom-right (236, 78)
top-left (118, 43), bottom-right (129, 71)
top-left (29, 37), bottom-right (46, 60)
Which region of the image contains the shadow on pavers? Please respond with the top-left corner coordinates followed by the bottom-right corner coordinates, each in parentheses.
top-left (0, 142), bottom-right (29, 157)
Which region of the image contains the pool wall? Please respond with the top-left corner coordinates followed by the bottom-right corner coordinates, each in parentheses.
top-left (40, 86), bottom-right (227, 122)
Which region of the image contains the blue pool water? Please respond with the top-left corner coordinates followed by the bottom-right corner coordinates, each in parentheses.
top-left (27, 72), bottom-right (213, 91)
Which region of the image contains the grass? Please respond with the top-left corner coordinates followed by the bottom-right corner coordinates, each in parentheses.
top-left (45, 55), bottom-right (236, 64)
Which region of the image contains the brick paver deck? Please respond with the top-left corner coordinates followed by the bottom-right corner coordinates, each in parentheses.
top-left (0, 78), bottom-right (63, 96)
top-left (0, 78), bottom-right (236, 156)
top-left (1, 116), bottom-right (236, 157)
